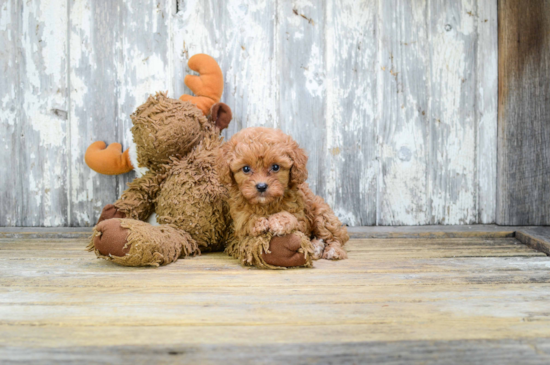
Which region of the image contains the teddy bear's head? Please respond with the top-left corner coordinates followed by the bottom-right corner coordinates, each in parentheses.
top-left (85, 54), bottom-right (232, 176)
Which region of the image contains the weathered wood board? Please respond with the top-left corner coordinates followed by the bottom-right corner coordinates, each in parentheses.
top-left (0, 236), bottom-right (549, 363)
top-left (497, 0), bottom-right (550, 225)
top-left (0, 0), bottom-right (498, 226)
top-left (0, 0), bottom-right (69, 226)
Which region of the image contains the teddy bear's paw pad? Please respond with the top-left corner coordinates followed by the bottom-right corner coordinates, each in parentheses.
top-left (322, 244), bottom-right (348, 260)
top-left (97, 204), bottom-right (126, 224)
top-left (94, 219), bottom-right (131, 257)
top-left (311, 238), bottom-right (326, 260)
top-left (262, 234), bottom-right (307, 268)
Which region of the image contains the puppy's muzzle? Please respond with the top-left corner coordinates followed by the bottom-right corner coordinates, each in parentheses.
top-left (256, 183), bottom-right (268, 193)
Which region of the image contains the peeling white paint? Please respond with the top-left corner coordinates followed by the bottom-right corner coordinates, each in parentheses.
top-left (304, 44), bottom-right (325, 99)
top-left (30, 113), bottom-right (66, 147)
top-left (0, 93), bottom-right (17, 126)
top-left (334, 207), bottom-right (358, 227)
top-left (0, 0), bottom-right (498, 227)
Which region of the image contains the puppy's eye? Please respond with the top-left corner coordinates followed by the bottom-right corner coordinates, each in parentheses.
top-left (271, 164), bottom-right (280, 172)
top-left (242, 166), bottom-right (251, 173)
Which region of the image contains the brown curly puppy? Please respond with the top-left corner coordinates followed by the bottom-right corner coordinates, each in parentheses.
top-left (218, 127), bottom-right (349, 267)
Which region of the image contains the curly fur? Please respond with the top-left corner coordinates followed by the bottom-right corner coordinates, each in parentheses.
top-left (218, 127), bottom-right (349, 260)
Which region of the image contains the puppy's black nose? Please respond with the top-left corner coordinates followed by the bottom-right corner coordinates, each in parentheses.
top-left (256, 183), bottom-right (268, 192)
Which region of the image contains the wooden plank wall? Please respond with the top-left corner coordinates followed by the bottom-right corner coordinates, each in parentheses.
top-left (497, 0), bottom-right (550, 225)
top-left (0, 0), bottom-right (497, 227)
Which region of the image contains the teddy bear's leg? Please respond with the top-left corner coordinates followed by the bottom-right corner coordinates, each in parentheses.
top-left (87, 218), bottom-right (199, 267)
top-left (226, 231), bottom-right (314, 269)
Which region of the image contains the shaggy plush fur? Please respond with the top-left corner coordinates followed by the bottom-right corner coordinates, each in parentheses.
top-left (88, 94), bottom-right (232, 266)
top-left (87, 95), bottom-right (309, 269)
top-left (88, 218), bottom-right (198, 267)
top-left (86, 55), bottom-right (344, 269)
top-left (218, 127), bottom-right (349, 263)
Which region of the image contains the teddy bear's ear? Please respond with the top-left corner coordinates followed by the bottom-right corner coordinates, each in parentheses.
top-left (211, 103), bottom-right (232, 131)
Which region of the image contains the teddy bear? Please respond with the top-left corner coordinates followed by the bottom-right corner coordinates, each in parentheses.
top-left (84, 54), bottom-right (311, 269)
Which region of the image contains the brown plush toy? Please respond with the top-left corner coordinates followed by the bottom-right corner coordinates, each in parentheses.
top-left (85, 54), bottom-right (309, 268)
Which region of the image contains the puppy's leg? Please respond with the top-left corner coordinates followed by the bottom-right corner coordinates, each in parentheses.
top-left (268, 211), bottom-right (299, 236)
top-left (300, 183), bottom-right (350, 260)
top-left (250, 217), bottom-right (270, 237)
top-left (311, 238), bottom-right (326, 260)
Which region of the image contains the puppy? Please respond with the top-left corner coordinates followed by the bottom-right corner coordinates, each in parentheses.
top-left (218, 127), bottom-right (349, 262)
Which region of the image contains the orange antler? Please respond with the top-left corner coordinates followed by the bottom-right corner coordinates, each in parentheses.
top-left (85, 141), bottom-right (133, 175)
top-left (179, 54), bottom-right (224, 115)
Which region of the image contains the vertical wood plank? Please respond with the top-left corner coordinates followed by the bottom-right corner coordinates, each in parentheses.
top-left (23, 0), bottom-right (70, 226)
top-left (116, 0), bottom-right (174, 192)
top-left (173, 0), bottom-right (278, 136)
top-left (324, 0), bottom-right (378, 225)
top-left (497, 0), bottom-right (550, 225)
top-left (69, 0), bottom-right (174, 226)
top-left (377, 0), bottom-right (491, 225)
top-left (0, 0), bottom-right (21, 226)
top-left (0, 0), bottom-right (69, 226)
top-left (377, 0), bottom-right (431, 225)
top-left (427, 0), bottom-right (478, 224)
top-left (69, 0), bottom-right (121, 226)
top-left (276, 0), bottom-right (326, 196)
top-left (476, 0), bottom-right (498, 223)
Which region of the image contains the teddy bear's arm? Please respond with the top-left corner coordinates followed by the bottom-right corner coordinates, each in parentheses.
top-left (113, 171), bottom-right (161, 221)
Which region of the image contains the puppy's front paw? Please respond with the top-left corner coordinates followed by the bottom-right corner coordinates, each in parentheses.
top-left (322, 244), bottom-right (348, 260)
top-left (250, 218), bottom-right (270, 237)
top-left (311, 238), bottom-right (326, 260)
top-left (268, 212), bottom-right (298, 236)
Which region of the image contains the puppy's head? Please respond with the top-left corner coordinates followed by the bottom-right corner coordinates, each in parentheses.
top-left (218, 127), bottom-right (308, 205)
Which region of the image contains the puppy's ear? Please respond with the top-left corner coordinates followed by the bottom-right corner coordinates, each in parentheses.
top-left (216, 141), bottom-right (234, 185)
top-left (289, 143), bottom-right (308, 187)
top-left (211, 103), bottom-right (232, 131)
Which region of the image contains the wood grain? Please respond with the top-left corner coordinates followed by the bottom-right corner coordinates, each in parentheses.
top-left (0, 0), bottom-right (69, 226)
top-left (68, 0), bottom-right (124, 226)
top-left (172, 0), bottom-right (278, 133)
top-left (2, 338), bottom-right (549, 365)
top-left (515, 227), bottom-right (550, 255)
top-left (1, 236), bottom-right (550, 363)
top-left (377, 0), bottom-right (431, 225)
top-left (0, 0), bottom-right (499, 226)
top-left (476, 0), bottom-right (498, 223)
top-left (427, 0), bottom-right (478, 225)
top-left (115, 0), bottom-right (174, 194)
top-left (497, 0), bottom-right (550, 225)
top-left (324, 0), bottom-right (378, 225)
top-left (0, 0), bottom-right (21, 227)
top-left (68, 0), bottom-right (174, 226)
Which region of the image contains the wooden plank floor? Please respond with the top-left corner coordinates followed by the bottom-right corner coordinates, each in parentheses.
top-left (1, 234), bottom-right (550, 364)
